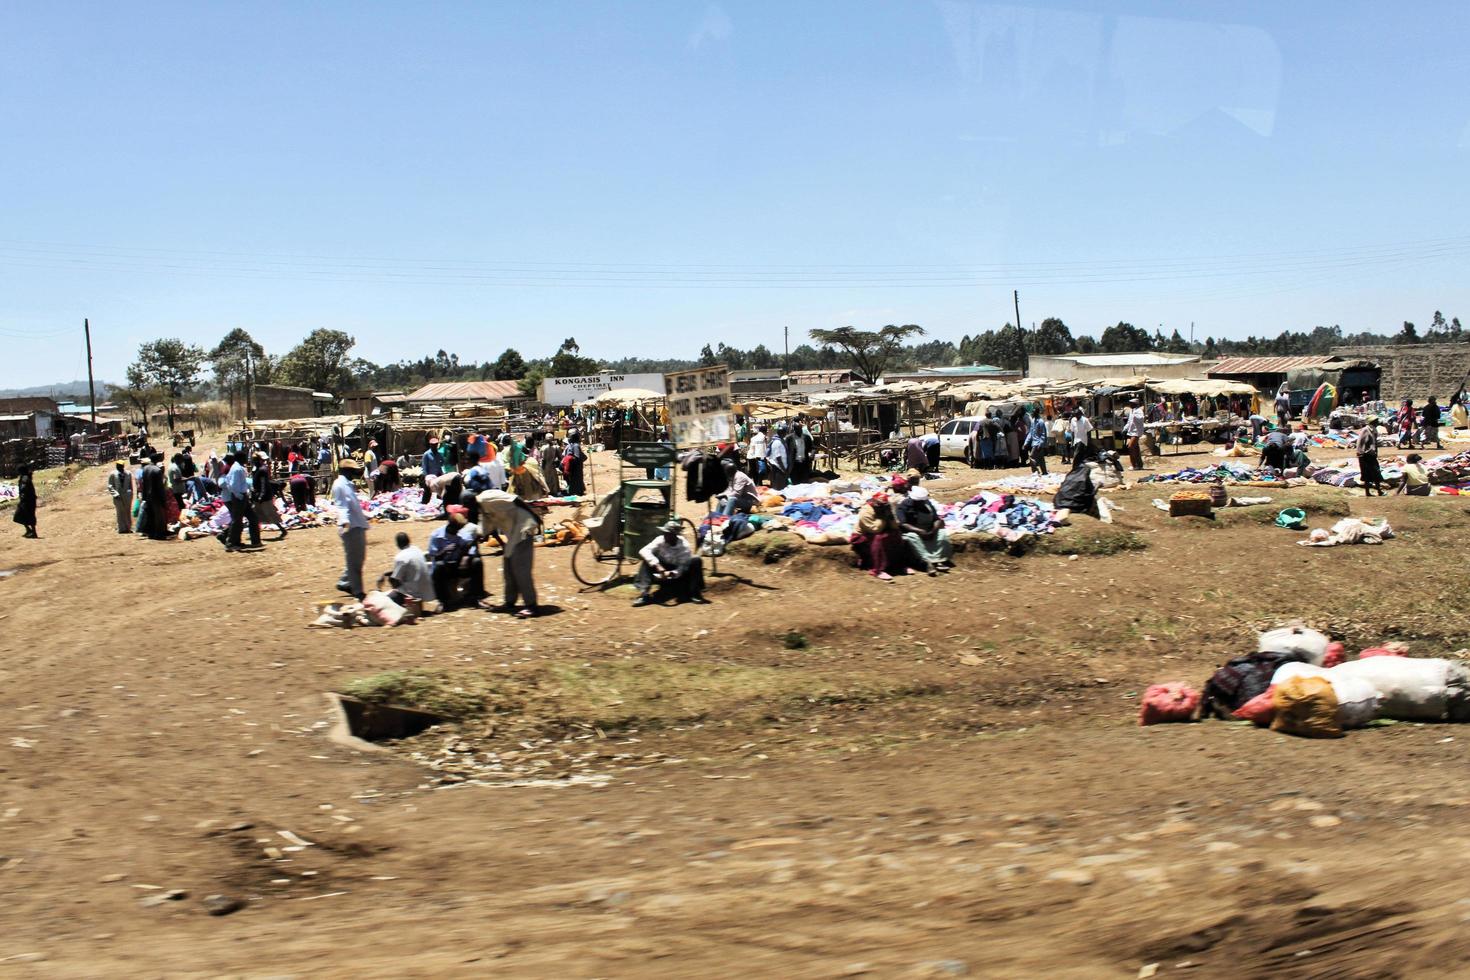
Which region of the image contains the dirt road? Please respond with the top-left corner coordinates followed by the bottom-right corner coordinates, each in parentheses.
top-left (3, 455), bottom-right (1469, 977)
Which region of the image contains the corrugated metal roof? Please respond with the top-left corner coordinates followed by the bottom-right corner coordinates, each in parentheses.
top-left (406, 380), bottom-right (524, 402)
top-left (1208, 356), bottom-right (1338, 376)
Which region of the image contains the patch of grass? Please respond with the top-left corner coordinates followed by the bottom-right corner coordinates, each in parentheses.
top-left (783, 631), bottom-right (810, 650)
top-left (340, 660), bottom-right (941, 737)
top-left (338, 670), bottom-right (510, 720)
top-left (728, 532), bottom-right (804, 563)
top-left (1035, 526), bottom-right (1147, 556)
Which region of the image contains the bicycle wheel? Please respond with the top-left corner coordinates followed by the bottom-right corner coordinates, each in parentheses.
top-left (571, 536), bottom-right (623, 587)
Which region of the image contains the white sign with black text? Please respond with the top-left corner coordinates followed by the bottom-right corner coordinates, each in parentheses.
top-left (664, 366), bottom-right (733, 447)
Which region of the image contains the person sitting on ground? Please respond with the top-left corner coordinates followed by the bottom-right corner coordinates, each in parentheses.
top-left (632, 520), bottom-right (707, 607)
top-left (428, 505), bottom-right (487, 610)
top-left (1394, 453), bottom-right (1432, 496)
top-left (380, 530), bottom-right (437, 608)
top-left (716, 457), bottom-right (759, 516)
top-left (896, 485), bottom-right (953, 575)
top-left (850, 492), bottom-right (907, 581)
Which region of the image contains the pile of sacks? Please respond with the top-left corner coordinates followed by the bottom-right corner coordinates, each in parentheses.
top-left (1140, 625), bottom-right (1470, 736)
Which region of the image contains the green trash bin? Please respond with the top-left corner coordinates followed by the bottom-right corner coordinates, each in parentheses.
top-left (621, 479), bottom-right (673, 559)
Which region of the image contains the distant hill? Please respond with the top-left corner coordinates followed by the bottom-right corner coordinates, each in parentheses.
top-left (0, 380), bottom-right (119, 400)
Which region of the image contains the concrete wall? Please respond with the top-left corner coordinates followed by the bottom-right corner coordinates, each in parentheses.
top-left (1028, 356), bottom-right (1204, 381)
top-left (1330, 343), bottom-right (1470, 402)
top-left (253, 385), bottom-right (317, 419)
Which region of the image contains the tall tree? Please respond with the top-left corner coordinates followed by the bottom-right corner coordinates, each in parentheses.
top-left (698, 344), bottom-right (717, 366)
top-left (1030, 317), bottom-right (1074, 356)
top-left (548, 337), bottom-right (601, 378)
top-left (808, 324), bottom-right (926, 383)
top-left (276, 329), bottom-right (356, 392)
top-left (126, 338), bottom-right (206, 431)
top-left (209, 328), bottom-right (265, 415)
top-left (1394, 320), bottom-right (1420, 345)
top-left (1099, 321), bottom-right (1153, 353)
top-left (491, 348), bottom-right (527, 380)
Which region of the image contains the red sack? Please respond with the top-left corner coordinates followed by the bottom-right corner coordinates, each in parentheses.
top-left (1138, 682), bottom-right (1201, 726)
top-left (1359, 647), bottom-right (1403, 659)
top-left (1232, 686), bottom-right (1277, 726)
top-left (1322, 642), bottom-right (1345, 668)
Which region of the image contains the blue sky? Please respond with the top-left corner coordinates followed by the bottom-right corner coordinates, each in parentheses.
top-left (2, 1), bottom-right (1467, 387)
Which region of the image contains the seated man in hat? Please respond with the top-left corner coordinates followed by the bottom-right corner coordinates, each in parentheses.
top-left (632, 520), bottom-right (707, 607)
top-left (427, 505), bottom-right (487, 610)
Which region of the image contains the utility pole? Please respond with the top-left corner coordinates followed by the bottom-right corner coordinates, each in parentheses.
top-left (783, 325), bottom-right (790, 391)
top-left (245, 345), bottom-right (254, 419)
top-left (1013, 290), bottom-right (1028, 377)
top-left (83, 318), bottom-right (97, 429)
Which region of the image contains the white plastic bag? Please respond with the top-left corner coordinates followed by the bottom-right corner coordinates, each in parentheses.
top-left (1332, 658), bottom-right (1456, 721)
top-left (1259, 626), bottom-right (1331, 666)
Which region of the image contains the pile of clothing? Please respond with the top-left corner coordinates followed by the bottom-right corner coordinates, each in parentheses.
top-left (972, 472), bottom-right (1063, 494)
top-left (1140, 462), bottom-right (1295, 486)
top-left (765, 477), bottom-right (1062, 545)
top-left (178, 485), bottom-right (445, 541)
top-left (0, 481), bottom-right (18, 501)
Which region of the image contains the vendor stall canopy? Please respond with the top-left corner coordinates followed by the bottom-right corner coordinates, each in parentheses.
top-left (578, 387), bottom-right (666, 408)
top-left (1145, 378), bottom-right (1256, 397)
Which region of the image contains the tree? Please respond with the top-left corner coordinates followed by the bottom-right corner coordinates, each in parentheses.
top-left (1202, 336), bottom-right (1221, 359)
top-left (276, 329), bottom-right (356, 392)
top-left (126, 338), bottom-right (206, 431)
top-left (1099, 321), bottom-right (1153, 353)
top-left (698, 344), bottom-right (717, 367)
top-left (491, 348), bottom-right (527, 380)
top-left (1073, 334), bottom-right (1098, 354)
top-left (209, 328), bottom-right (265, 415)
top-left (808, 324), bottom-right (926, 383)
top-left (1163, 329), bottom-right (1192, 354)
top-left (548, 337), bottom-right (601, 378)
top-left (1394, 320), bottom-right (1420, 345)
top-left (1030, 317), bottom-right (1074, 356)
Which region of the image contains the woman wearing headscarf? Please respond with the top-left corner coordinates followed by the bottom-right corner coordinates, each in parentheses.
top-left (850, 492), bottom-right (906, 581)
top-left (537, 433), bottom-right (563, 496)
top-left (562, 430), bottom-right (587, 496)
top-left (12, 465), bottom-right (37, 538)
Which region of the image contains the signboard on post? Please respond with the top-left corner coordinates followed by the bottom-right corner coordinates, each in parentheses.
top-left (664, 366), bottom-right (733, 448)
top-left (537, 372), bottom-right (665, 406)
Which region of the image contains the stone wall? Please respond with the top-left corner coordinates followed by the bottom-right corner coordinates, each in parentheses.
top-left (1331, 343), bottom-right (1470, 402)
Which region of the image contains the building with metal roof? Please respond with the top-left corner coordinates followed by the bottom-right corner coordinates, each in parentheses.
top-left (405, 380), bottom-right (526, 404)
top-left (1028, 351), bottom-right (1203, 381)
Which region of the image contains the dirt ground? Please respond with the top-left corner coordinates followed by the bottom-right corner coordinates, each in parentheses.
top-left (3, 447), bottom-right (1470, 978)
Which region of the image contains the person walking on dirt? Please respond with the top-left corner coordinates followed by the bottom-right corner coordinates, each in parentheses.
top-left (1024, 412), bottom-right (1050, 476)
top-left (1124, 398), bottom-right (1146, 471)
top-left (107, 460), bottom-right (133, 534)
top-left (220, 452), bottom-right (260, 550)
top-left (1422, 396), bottom-right (1444, 449)
top-left (632, 520), bottom-right (707, 606)
top-left (333, 459), bottom-right (370, 599)
top-left (1356, 420), bottom-right (1385, 496)
top-left (12, 465), bottom-right (37, 538)
top-left (562, 431), bottom-right (587, 496)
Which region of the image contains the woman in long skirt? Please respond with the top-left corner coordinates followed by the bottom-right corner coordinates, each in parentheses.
top-left (12, 465), bottom-right (37, 538)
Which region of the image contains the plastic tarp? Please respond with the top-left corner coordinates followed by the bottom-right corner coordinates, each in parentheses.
top-left (1147, 378), bottom-right (1256, 397)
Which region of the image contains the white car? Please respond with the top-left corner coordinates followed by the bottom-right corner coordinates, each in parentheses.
top-left (936, 416), bottom-right (986, 460)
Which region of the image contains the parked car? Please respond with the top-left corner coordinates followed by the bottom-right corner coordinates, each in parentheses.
top-left (937, 416), bottom-right (986, 460)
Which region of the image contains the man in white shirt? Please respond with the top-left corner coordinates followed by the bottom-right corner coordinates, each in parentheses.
top-left (632, 521), bottom-right (706, 607)
top-left (746, 426), bottom-right (768, 483)
top-left (1070, 409), bottom-right (1095, 463)
top-left (382, 531), bottom-right (436, 606)
top-left (1124, 398), bottom-right (1146, 471)
top-left (333, 459), bottom-right (371, 599)
top-left (717, 457), bottom-right (759, 516)
top-left (477, 489), bottom-right (542, 617)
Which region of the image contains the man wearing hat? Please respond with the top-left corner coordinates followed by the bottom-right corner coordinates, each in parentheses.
top-left (476, 488), bottom-right (543, 617)
top-left (420, 437), bottom-right (444, 505)
top-left (1124, 398), bottom-right (1146, 471)
top-left (632, 520), bottom-right (706, 607)
top-left (333, 458), bottom-right (370, 598)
